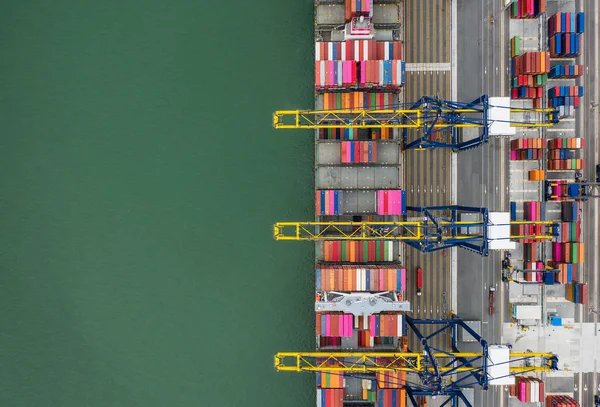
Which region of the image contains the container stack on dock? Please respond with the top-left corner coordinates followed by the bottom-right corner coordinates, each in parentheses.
top-left (510, 137), bottom-right (544, 161)
top-left (551, 202), bottom-right (584, 264)
top-left (508, 376), bottom-right (545, 402)
top-left (510, 47), bottom-right (549, 108)
top-left (547, 12), bottom-right (585, 118)
top-left (566, 281), bottom-right (588, 304)
top-left (510, 0), bottom-right (546, 19)
top-left (547, 85), bottom-right (583, 118)
top-left (547, 137), bottom-right (585, 170)
top-left (548, 64), bottom-right (584, 78)
top-left (548, 12), bottom-right (584, 58)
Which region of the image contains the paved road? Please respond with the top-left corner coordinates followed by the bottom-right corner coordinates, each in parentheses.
top-left (403, 0), bottom-right (452, 355)
top-left (574, 0), bottom-right (600, 405)
top-left (456, 0), bottom-right (507, 405)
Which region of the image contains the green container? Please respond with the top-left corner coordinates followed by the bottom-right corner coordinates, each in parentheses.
top-left (511, 2), bottom-right (518, 18)
top-left (363, 241), bottom-right (368, 261)
top-left (376, 241), bottom-right (381, 261)
top-left (336, 93), bottom-right (342, 109)
top-left (341, 241), bottom-right (347, 261)
top-left (513, 35), bottom-right (521, 56)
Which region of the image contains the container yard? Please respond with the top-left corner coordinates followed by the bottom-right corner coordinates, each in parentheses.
top-left (271, 0), bottom-right (599, 406)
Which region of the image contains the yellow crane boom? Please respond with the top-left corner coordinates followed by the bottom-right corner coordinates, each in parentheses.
top-left (273, 107), bottom-right (556, 130)
top-left (274, 351), bottom-right (557, 374)
top-left (273, 220), bottom-right (559, 241)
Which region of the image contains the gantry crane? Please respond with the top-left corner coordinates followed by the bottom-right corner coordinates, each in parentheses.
top-left (273, 95), bottom-right (558, 151)
top-left (544, 165), bottom-right (600, 201)
top-left (273, 205), bottom-right (560, 256)
top-left (275, 314), bottom-right (558, 406)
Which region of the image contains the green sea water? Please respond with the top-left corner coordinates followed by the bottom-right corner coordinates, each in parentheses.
top-left (0, 1), bottom-right (315, 406)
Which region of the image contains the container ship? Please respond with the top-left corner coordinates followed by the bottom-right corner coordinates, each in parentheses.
top-left (312, 1), bottom-right (410, 406)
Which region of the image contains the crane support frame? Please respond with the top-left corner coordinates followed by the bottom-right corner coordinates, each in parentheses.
top-left (275, 314), bottom-right (557, 398)
top-left (273, 94), bottom-right (557, 151)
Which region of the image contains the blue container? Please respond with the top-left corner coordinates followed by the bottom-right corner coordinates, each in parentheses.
top-left (401, 190), bottom-right (406, 214)
top-left (320, 191), bottom-right (326, 214)
top-left (551, 317), bottom-right (562, 326)
top-left (544, 271), bottom-right (555, 285)
top-left (334, 190), bottom-right (339, 214)
top-left (400, 61), bottom-right (406, 84)
top-left (366, 270), bottom-right (370, 288)
top-left (576, 12), bottom-right (584, 33)
top-left (316, 269), bottom-right (321, 290)
top-left (510, 202), bottom-right (517, 221)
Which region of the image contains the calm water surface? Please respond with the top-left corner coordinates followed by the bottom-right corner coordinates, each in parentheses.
top-left (0, 1), bottom-right (316, 406)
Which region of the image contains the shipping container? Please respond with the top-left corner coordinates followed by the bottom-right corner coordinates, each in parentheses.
top-left (320, 241), bottom-right (395, 262)
top-left (510, 0), bottom-right (546, 19)
top-left (316, 267), bottom-right (406, 292)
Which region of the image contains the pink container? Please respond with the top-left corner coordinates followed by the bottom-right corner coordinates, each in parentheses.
top-left (369, 315), bottom-right (376, 332)
top-left (377, 190), bottom-right (384, 214)
top-left (360, 61), bottom-right (366, 84)
top-left (325, 314), bottom-right (331, 336)
top-left (510, 150), bottom-right (517, 160)
top-left (345, 314), bottom-right (352, 337)
top-left (329, 190), bottom-right (335, 215)
top-left (394, 190), bottom-right (402, 215)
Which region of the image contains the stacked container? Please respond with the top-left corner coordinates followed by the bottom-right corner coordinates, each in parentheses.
top-left (548, 262), bottom-right (577, 284)
top-left (315, 267), bottom-right (406, 292)
top-left (376, 190), bottom-right (406, 215)
top-left (548, 64), bottom-right (584, 78)
top-left (315, 40), bottom-right (377, 61)
top-left (547, 85), bottom-right (583, 118)
top-left (548, 12), bottom-right (585, 58)
top-left (316, 313), bottom-right (355, 337)
top-left (561, 201), bottom-right (579, 221)
top-left (545, 395), bottom-right (580, 406)
top-left (318, 128), bottom-right (357, 140)
top-left (552, 242), bottom-right (584, 263)
top-left (359, 60), bottom-right (406, 89)
top-left (510, 0), bottom-right (546, 19)
top-left (566, 282), bottom-right (588, 304)
top-left (376, 42), bottom-right (403, 61)
top-left (322, 241), bottom-right (395, 262)
top-left (377, 389), bottom-right (406, 407)
top-left (321, 92), bottom-right (396, 109)
top-left (510, 51), bottom-right (549, 107)
top-left (510, 138), bottom-right (543, 161)
top-left (345, 0), bottom-right (373, 21)
top-left (508, 376), bottom-right (545, 402)
top-left (558, 221), bottom-right (580, 243)
top-left (316, 190), bottom-right (344, 215)
top-left (317, 389), bottom-right (344, 407)
top-left (547, 137), bottom-right (585, 170)
top-left (318, 372), bottom-right (344, 388)
top-left (315, 60), bottom-right (358, 89)
top-left (341, 141), bottom-right (378, 164)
